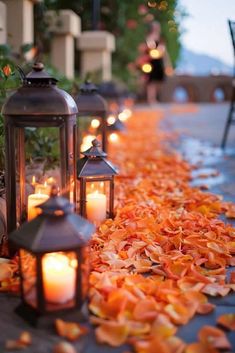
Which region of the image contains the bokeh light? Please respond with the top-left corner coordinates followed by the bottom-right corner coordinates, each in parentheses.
top-left (141, 63), bottom-right (152, 73)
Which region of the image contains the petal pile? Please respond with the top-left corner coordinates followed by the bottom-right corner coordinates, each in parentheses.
top-left (89, 111), bottom-right (235, 349)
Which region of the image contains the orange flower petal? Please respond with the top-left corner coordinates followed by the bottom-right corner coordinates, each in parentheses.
top-left (95, 321), bottom-right (129, 347)
top-left (217, 313), bottom-right (235, 331)
top-left (198, 325), bottom-right (231, 350)
top-left (185, 342), bottom-right (219, 353)
top-left (55, 319), bottom-right (88, 341)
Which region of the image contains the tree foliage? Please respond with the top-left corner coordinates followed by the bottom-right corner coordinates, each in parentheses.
top-left (43, 0), bottom-right (183, 86)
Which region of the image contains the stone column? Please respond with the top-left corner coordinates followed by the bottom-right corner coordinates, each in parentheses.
top-left (77, 31), bottom-right (115, 81)
top-left (0, 1), bottom-right (7, 45)
top-left (45, 10), bottom-right (81, 79)
top-left (2, 0), bottom-right (39, 51)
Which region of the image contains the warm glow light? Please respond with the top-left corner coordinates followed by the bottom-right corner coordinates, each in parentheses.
top-left (31, 175), bottom-right (36, 186)
top-left (149, 49), bottom-right (161, 59)
top-left (42, 253), bottom-right (76, 304)
top-left (86, 187), bottom-right (107, 224)
top-left (108, 133), bottom-right (119, 143)
top-left (91, 119), bottom-right (100, 129)
top-left (142, 63), bottom-right (152, 73)
top-left (35, 183), bottom-right (51, 196)
top-left (27, 192), bottom-right (49, 220)
top-left (46, 176), bottom-right (56, 185)
top-left (147, 1), bottom-right (157, 8)
top-left (107, 115), bottom-right (116, 126)
top-left (118, 108), bottom-right (132, 122)
top-left (81, 134), bottom-right (96, 152)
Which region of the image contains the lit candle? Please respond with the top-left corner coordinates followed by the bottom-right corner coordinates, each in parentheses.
top-left (86, 189), bottom-right (107, 224)
top-left (42, 253), bottom-right (76, 304)
top-left (35, 182), bottom-right (51, 196)
top-left (27, 192), bottom-right (49, 221)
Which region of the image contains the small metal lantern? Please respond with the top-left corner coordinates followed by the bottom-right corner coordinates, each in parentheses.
top-left (9, 195), bottom-right (94, 326)
top-left (2, 63), bottom-right (78, 234)
top-left (77, 139), bottom-right (117, 225)
top-left (75, 80), bottom-right (108, 154)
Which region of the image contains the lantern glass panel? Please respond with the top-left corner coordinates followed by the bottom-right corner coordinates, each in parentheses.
top-left (20, 249), bottom-right (37, 309)
top-left (14, 126), bottom-right (65, 225)
top-left (42, 251), bottom-right (77, 312)
top-left (78, 116), bottom-right (103, 155)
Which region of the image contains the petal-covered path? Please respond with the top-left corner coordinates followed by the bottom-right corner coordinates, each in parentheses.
top-left (0, 108), bottom-right (235, 353)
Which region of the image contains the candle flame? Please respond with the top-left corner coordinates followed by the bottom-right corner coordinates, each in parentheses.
top-left (31, 175), bottom-right (36, 186)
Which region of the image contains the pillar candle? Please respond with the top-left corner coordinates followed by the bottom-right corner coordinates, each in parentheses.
top-left (27, 193), bottom-right (49, 221)
top-left (86, 191), bottom-right (106, 224)
top-left (42, 253), bottom-right (76, 304)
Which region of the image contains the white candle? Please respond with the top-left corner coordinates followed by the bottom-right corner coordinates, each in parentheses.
top-left (86, 190), bottom-right (107, 224)
top-left (42, 253), bottom-right (76, 304)
top-left (35, 182), bottom-right (51, 196)
top-left (27, 193), bottom-right (49, 221)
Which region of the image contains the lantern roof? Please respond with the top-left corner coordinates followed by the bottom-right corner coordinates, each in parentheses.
top-left (107, 117), bottom-right (126, 132)
top-left (98, 81), bottom-right (128, 99)
top-left (2, 63), bottom-right (78, 116)
top-left (77, 139), bottom-right (118, 177)
top-left (9, 195), bottom-right (94, 253)
top-left (75, 80), bottom-right (107, 116)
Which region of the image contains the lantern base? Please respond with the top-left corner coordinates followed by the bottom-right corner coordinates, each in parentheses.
top-left (15, 302), bottom-right (89, 328)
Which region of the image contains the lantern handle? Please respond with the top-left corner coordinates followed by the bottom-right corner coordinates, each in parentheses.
top-left (16, 65), bottom-right (26, 83)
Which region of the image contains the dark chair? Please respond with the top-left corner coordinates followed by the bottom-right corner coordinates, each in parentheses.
top-left (221, 20), bottom-right (235, 148)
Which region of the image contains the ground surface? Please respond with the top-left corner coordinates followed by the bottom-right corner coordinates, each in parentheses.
top-left (1, 103), bottom-right (235, 353)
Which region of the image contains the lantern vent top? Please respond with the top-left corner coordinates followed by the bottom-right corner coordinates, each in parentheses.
top-left (82, 139), bottom-right (107, 158)
top-left (1, 62), bottom-right (78, 116)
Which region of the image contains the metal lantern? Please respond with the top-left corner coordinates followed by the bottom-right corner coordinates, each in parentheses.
top-left (2, 63), bottom-right (78, 234)
top-left (75, 80), bottom-right (108, 154)
top-left (77, 139), bottom-right (117, 225)
top-left (9, 195), bottom-right (94, 326)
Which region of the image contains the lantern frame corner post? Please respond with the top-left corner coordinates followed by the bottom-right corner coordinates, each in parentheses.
top-left (4, 117), bottom-right (17, 234)
top-left (10, 195), bottom-right (94, 327)
top-left (59, 114), bottom-right (77, 201)
top-left (109, 175), bottom-right (115, 218)
top-left (79, 177), bottom-right (86, 218)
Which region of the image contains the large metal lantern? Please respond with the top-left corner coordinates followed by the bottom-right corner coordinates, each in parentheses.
top-left (77, 139), bottom-right (117, 226)
top-left (2, 63), bottom-right (78, 234)
top-left (9, 195), bottom-right (94, 326)
top-left (75, 80), bottom-right (108, 154)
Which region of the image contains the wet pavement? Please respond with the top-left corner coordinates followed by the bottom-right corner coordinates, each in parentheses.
top-left (136, 103), bottom-right (235, 350)
top-left (163, 103), bottom-right (235, 206)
